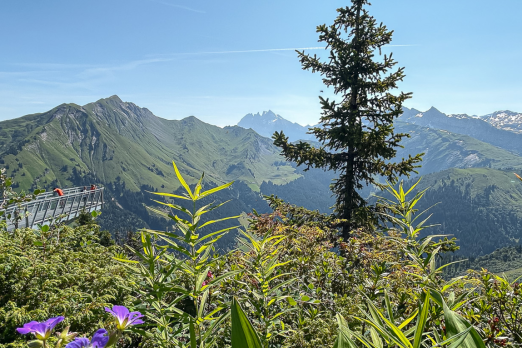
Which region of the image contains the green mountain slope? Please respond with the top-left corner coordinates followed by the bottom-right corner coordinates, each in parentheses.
top-left (442, 245), bottom-right (522, 281)
top-left (4, 97), bottom-right (522, 256)
top-left (395, 122), bottom-right (522, 175)
top-left (0, 96), bottom-right (304, 237)
top-left (0, 96), bottom-right (300, 193)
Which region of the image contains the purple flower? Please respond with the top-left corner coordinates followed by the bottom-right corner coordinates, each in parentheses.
top-left (104, 306), bottom-right (144, 330)
top-left (16, 316), bottom-right (64, 340)
top-left (65, 329), bottom-right (109, 348)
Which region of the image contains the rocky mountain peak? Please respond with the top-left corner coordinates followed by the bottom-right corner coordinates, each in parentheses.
top-left (481, 110), bottom-right (522, 134)
top-left (237, 110), bottom-right (314, 141)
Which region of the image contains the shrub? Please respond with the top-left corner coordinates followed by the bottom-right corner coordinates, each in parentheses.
top-left (0, 224), bottom-right (136, 347)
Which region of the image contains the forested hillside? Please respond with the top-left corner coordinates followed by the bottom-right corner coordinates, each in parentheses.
top-left (383, 168), bottom-right (522, 255)
top-left (443, 245), bottom-right (522, 280)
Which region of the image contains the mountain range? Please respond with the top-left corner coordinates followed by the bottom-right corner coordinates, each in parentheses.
top-left (238, 106), bottom-right (522, 255)
top-left (237, 110), bottom-right (315, 141)
top-left (0, 96), bottom-right (309, 245)
top-left (481, 110), bottom-right (522, 134)
top-left (399, 107), bottom-right (522, 155)
top-left (2, 96), bottom-right (522, 255)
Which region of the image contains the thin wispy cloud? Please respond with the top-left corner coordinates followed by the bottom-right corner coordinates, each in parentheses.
top-left (147, 0), bottom-right (205, 14)
top-left (80, 58), bottom-right (172, 77)
top-left (198, 47), bottom-right (326, 54)
top-left (153, 45), bottom-right (414, 58)
top-left (6, 45), bottom-right (415, 83)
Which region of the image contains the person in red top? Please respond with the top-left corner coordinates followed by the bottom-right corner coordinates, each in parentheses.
top-left (90, 184), bottom-right (97, 202)
top-left (54, 187), bottom-right (65, 208)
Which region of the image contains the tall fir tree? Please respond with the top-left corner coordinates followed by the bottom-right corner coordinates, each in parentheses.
top-left (273, 0), bottom-right (423, 239)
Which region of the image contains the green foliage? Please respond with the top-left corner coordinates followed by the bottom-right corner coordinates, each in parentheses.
top-left (273, 0), bottom-right (423, 238)
top-left (231, 298), bottom-right (262, 348)
top-left (6, 163), bottom-right (522, 348)
top-left (0, 224), bottom-right (135, 347)
top-left (117, 161), bottom-right (240, 347)
top-left (232, 230), bottom-right (298, 346)
top-left (466, 272), bottom-right (522, 344)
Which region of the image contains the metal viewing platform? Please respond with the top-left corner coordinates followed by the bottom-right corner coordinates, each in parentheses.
top-left (2, 186), bottom-right (104, 231)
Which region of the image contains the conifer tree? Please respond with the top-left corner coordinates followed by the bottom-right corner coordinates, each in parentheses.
top-left (273, 0), bottom-right (423, 239)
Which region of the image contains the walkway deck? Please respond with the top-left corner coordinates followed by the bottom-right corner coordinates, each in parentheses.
top-left (2, 187), bottom-right (105, 231)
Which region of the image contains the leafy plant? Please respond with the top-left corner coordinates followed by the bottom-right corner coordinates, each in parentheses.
top-left (232, 230), bottom-right (297, 347)
top-left (348, 290), bottom-right (483, 348)
top-left (0, 224), bottom-right (134, 347)
top-left (117, 161), bottom-right (240, 347)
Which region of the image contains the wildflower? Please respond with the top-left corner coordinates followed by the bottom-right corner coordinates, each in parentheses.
top-left (66, 329), bottom-right (109, 348)
top-left (16, 316), bottom-right (64, 340)
top-left (202, 271), bottom-right (214, 287)
top-left (104, 306), bottom-right (144, 330)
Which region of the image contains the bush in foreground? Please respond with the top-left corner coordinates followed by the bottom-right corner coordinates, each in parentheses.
top-left (0, 224), bottom-right (136, 347)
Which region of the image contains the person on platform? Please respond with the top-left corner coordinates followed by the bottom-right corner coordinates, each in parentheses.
top-left (90, 184), bottom-right (97, 202)
top-left (53, 187), bottom-right (65, 208)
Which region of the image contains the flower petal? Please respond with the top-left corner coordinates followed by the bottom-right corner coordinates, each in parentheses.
top-left (44, 316), bottom-right (65, 331)
top-left (106, 306), bottom-right (129, 325)
top-left (104, 307), bottom-right (115, 316)
top-left (128, 312), bottom-right (143, 320)
top-left (32, 323), bottom-right (49, 339)
top-left (66, 337), bottom-right (90, 348)
top-left (16, 321), bottom-right (39, 335)
top-left (129, 319), bottom-right (144, 326)
top-left (91, 329), bottom-right (109, 348)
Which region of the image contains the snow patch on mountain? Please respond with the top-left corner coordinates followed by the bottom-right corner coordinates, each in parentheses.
top-left (481, 110), bottom-right (522, 134)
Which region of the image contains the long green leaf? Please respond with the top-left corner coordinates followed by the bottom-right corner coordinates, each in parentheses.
top-left (189, 318), bottom-right (197, 348)
top-left (197, 226), bottom-right (238, 244)
top-left (333, 314), bottom-right (359, 348)
top-left (413, 292), bottom-right (430, 348)
top-left (198, 181), bottom-right (234, 199)
top-left (231, 297), bottom-right (262, 348)
top-left (443, 299), bottom-right (485, 348)
top-left (150, 191), bottom-right (191, 200)
top-left (384, 290), bottom-right (394, 322)
top-left (398, 309), bottom-right (419, 330)
top-left (172, 160), bottom-right (195, 200)
top-left (198, 215), bottom-right (240, 229)
top-left (194, 173), bottom-right (204, 198)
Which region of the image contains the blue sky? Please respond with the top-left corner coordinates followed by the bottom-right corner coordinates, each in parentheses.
top-left (1, 0), bottom-right (521, 126)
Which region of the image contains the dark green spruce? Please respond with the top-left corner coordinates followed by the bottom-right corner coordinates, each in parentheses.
top-left (273, 0), bottom-right (423, 239)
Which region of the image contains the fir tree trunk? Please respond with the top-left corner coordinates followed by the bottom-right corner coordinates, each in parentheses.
top-left (342, 2), bottom-right (362, 240)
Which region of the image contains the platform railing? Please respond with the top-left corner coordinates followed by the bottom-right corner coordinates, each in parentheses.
top-left (1, 187), bottom-right (104, 231)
